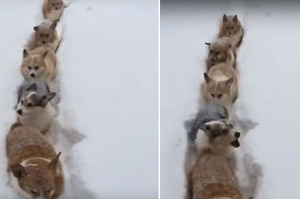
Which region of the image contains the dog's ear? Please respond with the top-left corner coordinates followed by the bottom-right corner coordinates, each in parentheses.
top-left (50, 21), bottom-right (57, 29)
top-left (43, 92), bottom-right (56, 102)
top-left (48, 152), bottom-right (61, 171)
top-left (204, 73), bottom-right (211, 83)
top-left (11, 164), bottom-right (25, 181)
top-left (26, 83), bottom-right (38, 92)
top-left (23, 49), bottom-right (29, 58)
top-left (205, 42), bottom-right (211, 46)
top-left (42, 50), bottom-right (49, 59)
top-left (33, 26), bottom-right (39, 31)
top-left (233, 15), bottom-right (238, 23)
top-left (223, 14), bottom-right (228, 22)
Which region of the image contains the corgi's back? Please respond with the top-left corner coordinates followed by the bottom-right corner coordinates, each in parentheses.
top-left (191, 150), bottom-right (242, 199)
top-left (6, 124), bottom-right (55, 161)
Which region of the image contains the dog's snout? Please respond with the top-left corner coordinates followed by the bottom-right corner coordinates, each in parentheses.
top-left (17, 109), bottom-right (23, 115)
top-left (42, 41), bottom-right (46, 44)
top-left (235, 132), bottom-right (240, 138)
top-left (30, 73), bottom-right (36, 78)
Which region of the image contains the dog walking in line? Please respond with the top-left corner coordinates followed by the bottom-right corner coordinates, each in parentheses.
top-left (43, 0), bottom-right (65, 22)
top-left (185, 120), bottom-right (243, 199)
top-left (219, 15), bottom-right (244, 48)
top-left (6, 123), bottom-right (64, 199)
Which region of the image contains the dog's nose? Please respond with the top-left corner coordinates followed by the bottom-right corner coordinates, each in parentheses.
top-left (17, 109), bottom-right (23, 115)
top-left (42, 41), bottom-right (46, 44)
top-left (30, 73), bottom-right (36, 78)
top-left (235, 132), bottom-right (240, 138)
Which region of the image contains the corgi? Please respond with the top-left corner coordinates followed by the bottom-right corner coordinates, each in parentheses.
top-left (205, 37), bottom-right (236, 72)
top-left (17, 81), bottom-right (60, 116)
top-left (219, 15), bottom-right (244, 48)
top-left (26, 21), bottom-right (60, 52)
top-left (186, 120), bottom-right (242, 199)
top-left (16, 88), bottom-right (57, 144)
top-left (6, 123), bottom-right (64, 199)
top-left (201, 62), bottom-right (238, 113)
top-left (21, 46), bottom-right (57, 81)
top-left (43, 0), bottom-right (65, 22)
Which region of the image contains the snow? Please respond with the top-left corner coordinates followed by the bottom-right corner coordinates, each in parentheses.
top-left (0, 0), bottom-right (158, 199)
top-left (161, 1), bottom-right (300, 199)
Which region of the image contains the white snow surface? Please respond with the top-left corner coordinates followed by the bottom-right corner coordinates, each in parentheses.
top-left (0, 0), bottom-right (158, 199)
top-left (161, 1), bottom-right (300, 199)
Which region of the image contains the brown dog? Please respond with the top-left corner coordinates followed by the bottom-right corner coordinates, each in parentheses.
top-left (6, 123), bottom-right (64, 199)
top-left (187, 120), bottom-right (243, 199)
top-left (43, 0), bottom-right (65, 21)
top-left (219, 15), bottom-right (244, 48)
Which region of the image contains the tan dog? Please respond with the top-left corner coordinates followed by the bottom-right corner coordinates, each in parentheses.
top-left (186, 120), bottom-right (242, 199)
top-left (6, 123), bottom-right (64, 199)
top-left (201, 62), bottom-right (238, 113)
top-left (21, 46), bottom-right (57, 81)
top-left (26, 21), bottom-right (60, 52)
top-left (43, 0), bottom-right (65, 21)
top-left (219, 15), bottom-right (244, 48)
top-left (205, 37), bottom-right (236, 72)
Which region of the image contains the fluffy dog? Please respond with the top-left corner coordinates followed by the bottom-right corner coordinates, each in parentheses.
top-left (6, 123), bottom-right (64, 199)
top-left (219, 15), bottom-right (244, 48)
top-left (201, 62), bottom-right (238, 114)
top-left (186, 120), bottom-right (242, 199)
top-left (21, 46), bottom-right (57, 81)
top-left (43, 0), bottom-right (65, 21)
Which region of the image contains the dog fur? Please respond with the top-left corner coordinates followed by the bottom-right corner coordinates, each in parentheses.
top-left (6, 123), bottom-right (64, 199)
top-left (186, 120), bottom-right (242, 199)
top-left (205, 37), bottom-right (237, 72)
top-left (219, 15), bottom-right (244, 48)
top-left (201, 62), bottom-right (238, 113)
top-left (21, 46), bottom-right (57, 81)
top-left (26, 22), bottom-right (60, 52)
top-left (43, 0), bottom-right (65, 22)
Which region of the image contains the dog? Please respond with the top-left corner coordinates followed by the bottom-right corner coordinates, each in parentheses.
top-left (6, 123), bottom-right (64, 199)
top-left (219, 15), bottom-right (244, 48)
top-left (43, 0), bottom-right (65, 22)
top-left (21, 46), bottom-right (57, 81)
top-left (26, 21), bottom-right (60, 53)
top-left (16, 85), bottom-right (57, 144)
top-left (205, 37), bottom-right (236, 72)
top-left (201, 62), bottom-right (238, 114)
top-left (186, 120), bottom-right (242, 199)
top-left (17, 81), bottom-right (60, 115)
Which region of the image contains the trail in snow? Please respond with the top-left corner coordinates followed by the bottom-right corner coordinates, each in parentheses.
top-left (0, 0), bottom-right (158, 199)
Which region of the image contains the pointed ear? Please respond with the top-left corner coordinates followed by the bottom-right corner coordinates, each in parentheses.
top-left (42, 50), bottom-right (49, 59)
top-left (43, 92), bottom-right (56, 101)
top-left (224, 77), bottom-right (234, 86)
top-left (223, 14), bottom-right (228, 22)
top-left (48, 152), bottom-right (61, 171)
top-left (50, 21), bottom-right (57, 29)
top-left (204, 73), bottom-right (211, 83)
top-left (205, 42), bottom-right (211, 46)
top-left (23, 49), bottom-right (29, 58)
top-left (33, 26), bottom-right (39, 31)
top-left (26, 83), bottom-right (38, 92)
top-left (233, 15), bottom-right (238, 23)
top-left (11, 164), bottom-right (25, 180)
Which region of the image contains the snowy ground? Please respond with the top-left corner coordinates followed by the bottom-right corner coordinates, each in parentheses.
top-left (161, 1), bottom-right (300, 199)
top-left (0, 0), bottom-right (158, 199)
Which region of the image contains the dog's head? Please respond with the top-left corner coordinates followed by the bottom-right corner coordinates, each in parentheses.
top-left (16, 83), bottom-right (56, 117)
top-left (21, 49), bottom-right (48, 80)
top-left (33, 22), bottom-right (57, 47)
top-left (204, 120), bottom-right (240, 149)
top-left (10, 152), bottom-right (61, 199)
top-left (205, 41), bottom-right (231, 66)
top-left (220, 14), bottom-right (242, 37)
top-left (48, 0), bottom-right (64, 10)
top-left (203, 73), bottom-right (234, 104)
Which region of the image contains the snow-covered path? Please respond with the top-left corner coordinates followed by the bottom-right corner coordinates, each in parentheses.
top-left (0, 0), bottom-right (158, 198)
top-left (161, 1), bottom-right (300, 199)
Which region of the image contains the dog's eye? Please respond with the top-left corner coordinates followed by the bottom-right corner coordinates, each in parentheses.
top-left (28, 66), bottom-right (32, 70)
top-left (226, 26), bottom-right (230, 30)
top-left (209, 50), bottom-right (213, 54)
top-left (217, 94), bottom-right (222, 98)
top-left (231, 27), bottom-right (234, 30)
top-left (21, 100), bottom-right (24, 105)
top-left (222, 129), bottom-right (228, 134)
top-left (52, 3), bottom-right (55, 6)
top-left (34, 66), bottom-right (39, 70)
top-left (45, 34), bottom-right (49, 37)
top-left (40, 34), bottom-right (44, 37)
top-left (27, 103), bottom-right (33, 107)
top-left (211, 93), bottom-right (215, 98)
top-left (215, 51), bottom-right (220, 55)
